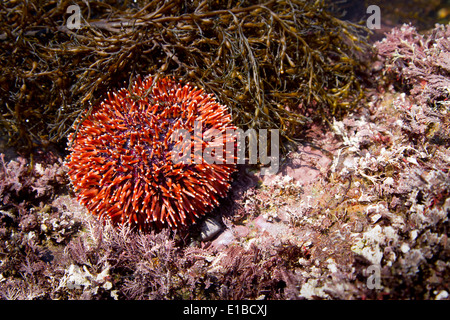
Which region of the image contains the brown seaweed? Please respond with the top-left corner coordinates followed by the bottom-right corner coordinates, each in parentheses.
top-left (0, 0), bottom-right (372, 153)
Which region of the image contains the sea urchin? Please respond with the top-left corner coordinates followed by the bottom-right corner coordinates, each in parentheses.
top-left (66, 76), bottom-right (237, 230)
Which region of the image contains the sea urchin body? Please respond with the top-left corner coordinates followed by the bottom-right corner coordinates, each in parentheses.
top-left (66, 76), bottom-right (237, 230)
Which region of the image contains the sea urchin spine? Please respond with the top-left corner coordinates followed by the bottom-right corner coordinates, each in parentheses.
top-left (66, 76), bottom-right (237, 230)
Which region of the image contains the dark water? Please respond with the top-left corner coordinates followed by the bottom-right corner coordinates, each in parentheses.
top-left (327, 0), bottom-right (450, 41)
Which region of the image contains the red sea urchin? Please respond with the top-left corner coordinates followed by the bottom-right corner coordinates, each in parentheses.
top-left (66, 76), bottom-right (237, 230)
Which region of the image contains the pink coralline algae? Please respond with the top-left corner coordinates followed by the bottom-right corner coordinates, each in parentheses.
top-left (375, 23), bottom-right (450, 108)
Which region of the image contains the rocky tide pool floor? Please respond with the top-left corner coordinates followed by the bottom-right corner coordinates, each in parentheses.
top-left (1, 86), bottom-right (448, 299)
